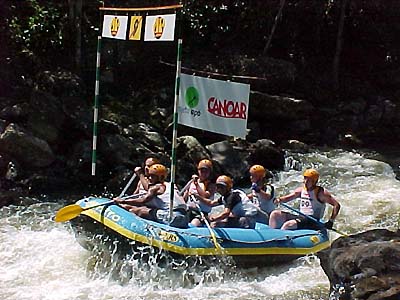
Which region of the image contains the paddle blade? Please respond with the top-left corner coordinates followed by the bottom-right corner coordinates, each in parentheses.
top-left (54, 204), bottom-right (84, 222)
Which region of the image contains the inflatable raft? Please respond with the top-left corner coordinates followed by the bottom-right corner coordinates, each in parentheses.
top-left (69, 197), bottom-right (331, 267)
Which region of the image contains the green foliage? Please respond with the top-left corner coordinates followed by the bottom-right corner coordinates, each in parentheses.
top-left (7, 0), bottom-right (65, 57)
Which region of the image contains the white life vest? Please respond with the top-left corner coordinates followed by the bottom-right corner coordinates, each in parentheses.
top-left (146, 182), bottom-right (187, 211)
top-left (230, 189), bottom-right (258, 217)
top-left (299, 187), bottom-right (326, 219)
top-left (252, 184), bottom-right (276, 214)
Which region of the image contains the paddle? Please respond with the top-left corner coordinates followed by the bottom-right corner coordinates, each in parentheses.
top-left (178, 179), bottom-right (194, 196)
top-left (54, 193), bottom-right (145, 223)
top-left (118, 173), bottom-right (137, 198)
top-left (280, 202), bottom-right (348, 236)
top-left (190, 195), bottom-right (222, 251)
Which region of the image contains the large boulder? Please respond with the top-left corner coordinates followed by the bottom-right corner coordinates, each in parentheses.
top-left (207, 140), bottom-right (249, 182)
top-left (27, 90), bottom-right (65, 145)
top-left (250, 91), bottom-right (314, 121)
top-left (126, 123), bottom-right (168, 152)
top-left (0, 123), bottom-right (55, 168)
top-left (318, 229), bottom-right (400, 300)
top-left (175, 135), bottom-right (212, 186)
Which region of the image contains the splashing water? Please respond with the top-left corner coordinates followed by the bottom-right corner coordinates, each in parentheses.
top-left (1, 149), bottom-right (399, 300)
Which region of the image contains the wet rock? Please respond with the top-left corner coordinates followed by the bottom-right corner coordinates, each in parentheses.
top-left (104, 168), bottom-right (135, 197)
top-left (206, 139), bottom-right (285, 184)
top-left (207, 140), bottom-right (248, 182)
top-left (281, 139), bottom-right (310, 153)
top-left (0, 187), bottom-right (25, 208)
top-left (99, 134), bottom-right (136, 167)
top-left (0, 103), bottom-right (29, 122)
top-left (28, 90), bottom-right (65, 144)
top-left (0, 123), bottom-right (55, 168)
top-left (99, 119), bottom-right (121, 135)
top-left (0, 119), bottom-right (6, 134)
top-left (35, 70), bottom-right (84, 97)
top-left (175, 136), bottom-right (214, 186)
top-left (250, 91), bottom-right (314, 121)
top-left (61, 95), bottom-right (92, 137)
top-left (24, 174), bottom-right (72, 194)
top-left (318, 229), bottom-right (400, 300)
top-left (338, 133), bottom-right (363, 148)
top-left (127, 123), bottom-right (168, 152)
top-left (247, 139), bottom-right (285, 171)
top-left (177, 136), bottom-right (210, 163)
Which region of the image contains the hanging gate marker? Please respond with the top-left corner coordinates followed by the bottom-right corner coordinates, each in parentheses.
top-left (90, 3), bottom-right (183, 176)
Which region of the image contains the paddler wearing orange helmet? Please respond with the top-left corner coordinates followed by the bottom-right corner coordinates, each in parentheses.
top-left (246, 164), bottom-right (276, 224)
top-left (194, 175), bottom-right (256, 229)
top-left (115, 164), bottom-right (183, 221)
top-left (269, 168), bottom-right (341, 230)
top-left (184, 159), bottom-right (217, 227)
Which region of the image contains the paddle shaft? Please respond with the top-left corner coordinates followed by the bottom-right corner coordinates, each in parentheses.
top-left (83, 193), bottom-right (146, 211)
top-left (190, 195), bottom-right (222, 251)
top-left (119, 173), bottom-right (137, 198)
top-left (54, 193), bottom-right (147, 222)
top-left (179, 179), bottom-right (193, 196)
top-left (280, 202), bottom-right (348, 236)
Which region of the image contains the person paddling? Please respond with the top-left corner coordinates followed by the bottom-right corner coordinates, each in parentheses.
top-left (269, 168), bottom-right (341, 230)
top-left (133, 156), bottom-right (160, 194)
top-left (246, 164), bottom-right (276, 224)
top-left (184, 159), bottom-right (217, 227)
top-left (195, 175), bottom-right (256, 229)
top-left (114, 164), bottom-right (186, 225)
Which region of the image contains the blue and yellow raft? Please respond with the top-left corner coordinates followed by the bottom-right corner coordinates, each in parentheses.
top-left (71, 197), bottom-right (331, 267)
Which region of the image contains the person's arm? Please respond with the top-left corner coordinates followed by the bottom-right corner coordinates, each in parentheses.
top-left (258, 186), bottom-right (272, 200)
top-left (116, 184), bottom-right (165, 205)
top-left (320, 190), bottom-right (341, 221)
top-left (274, 187), bottom-right (302, 204)
top-left (193, 194), bottom-right (221, 207)
top-left (135, 167), bottom-right (149, 191)
top-left (192, 175), bottom-right (211, 198)
top-left (133, 181), bottom-right (141, 194)
top-left (209, 207), bottom-right (231, 222)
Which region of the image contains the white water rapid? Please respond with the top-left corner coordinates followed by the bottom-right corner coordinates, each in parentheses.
top-left (1, 149), bottom-right (399, 300)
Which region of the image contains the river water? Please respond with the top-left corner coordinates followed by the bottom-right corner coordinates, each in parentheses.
top-left (1, 149), bottom-right (399, 300)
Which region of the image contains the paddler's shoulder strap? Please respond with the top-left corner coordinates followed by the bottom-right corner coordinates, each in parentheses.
top-left (314, 186), bottom-right (324, 203)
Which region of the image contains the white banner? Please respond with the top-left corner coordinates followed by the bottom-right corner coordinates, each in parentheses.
top-left (178, 74), bottom-right (250, 138)
top-left (144, 14), bottom-right (176, 41)
top-left (102, 15), bottom-right (128, 40)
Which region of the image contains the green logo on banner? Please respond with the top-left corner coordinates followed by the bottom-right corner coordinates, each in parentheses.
top-left (185, 86), bottom-right (199, 108)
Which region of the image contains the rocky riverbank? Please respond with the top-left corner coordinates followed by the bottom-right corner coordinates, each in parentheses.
top-left (1, 55), bottom-right (400, 206)
top-left (318, 229), bottom-right (400, 300)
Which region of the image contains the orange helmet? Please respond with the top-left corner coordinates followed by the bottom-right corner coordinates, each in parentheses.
top-left (249, 165), bottom-right (266, 177)
top-left (216, 175), bottom-right (233, 190)
top-left (303, 168), bottom-right (319, 183)
top-left (197, 159), bottom-right (213, 170)
top-left (148, 164), bottom-right (167, 181)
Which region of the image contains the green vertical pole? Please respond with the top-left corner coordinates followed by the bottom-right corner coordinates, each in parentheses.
top-left (169, 38), bottom-right (183, 220)
top-left (92, 35), bottom-right (102, 176)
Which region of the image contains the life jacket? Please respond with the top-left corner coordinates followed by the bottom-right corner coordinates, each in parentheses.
top-left (230, 189), bottom-right (258, 217)
top-left (252, 183), bottom-right (276, 214)
top-left (146, 182), bottom-right (187, 211)
top-left (153, 182), bottom-right (188, 228)
top-left (299, 186), bottom-right (326, 219)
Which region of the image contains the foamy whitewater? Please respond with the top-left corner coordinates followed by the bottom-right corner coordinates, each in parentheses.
top-left (1, 149), bottom-right (399, 300)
